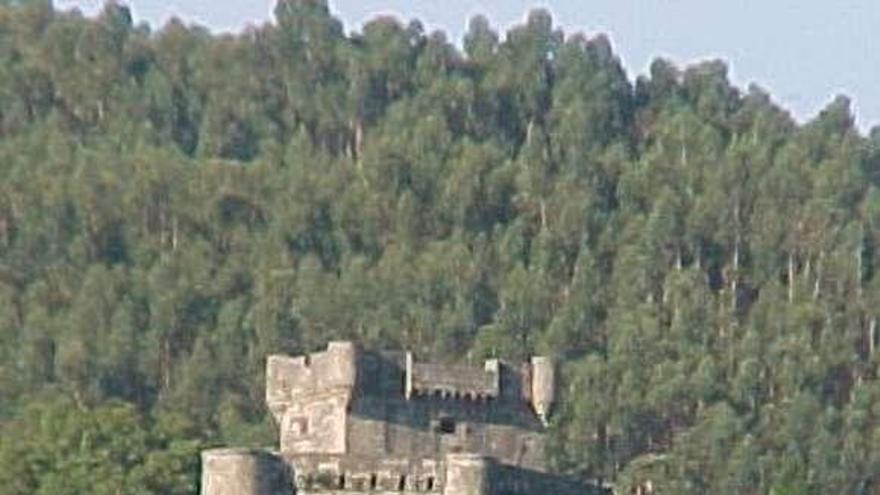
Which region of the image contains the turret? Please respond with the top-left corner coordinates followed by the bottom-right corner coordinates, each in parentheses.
top-left (201, 449), bottom-right (291, 495)
top-left (529, 357), bottom-right (556, 426)
top-left (325, 340), bottom-right (358, 398)
top-left (266, 342), bottom-right (358, 424)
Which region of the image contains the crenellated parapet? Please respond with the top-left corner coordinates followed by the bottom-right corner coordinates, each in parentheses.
top-left (266, 341), bottom-right (357, 455)
top-left (286, 454), bottom-right (443, 493)
top-left (200, 450), bottom-right (609, 495)
top-left (267, 342), bottom-right (555, 424)
top-left (405, 353), bottom-right (500, 401)
top-left (202, 341), bottom-right (602, 495)
top-left (201, 449), bottom-right (290, 495)
top-left (266, 341), bottom-right (357, 423)
top-left (403, 351), bottom-right (556, 424)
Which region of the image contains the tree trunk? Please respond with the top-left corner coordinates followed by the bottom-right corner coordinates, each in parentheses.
top-left (526, 119), bottom-right (536, 147)
top-left (352, 119), bottom-right (368, 187)
top-left (355, 119), bottom-right (364, 160)
top-left (160, 335), bottom-right (172, 394)
top-left (869, 317), bottom-right (877, 358)
top-left (679, 123), bottom-right (688, 168)
top-left (857, 228), bottom-right (865, 300)
top-left (159, 208), bottom-right (167, 247)
top-left (171, 215), bottom-right (179, 251)
top-left (731, 235), bottom-right (741, 311)
top-left (539, 200), bottom-right (547, 231)
top-left (731, 201), bottom-right (742, 311)
top-left (812, 252), bottom-right (823, 300)
top-left (696, 243), bottom-right (703, 270)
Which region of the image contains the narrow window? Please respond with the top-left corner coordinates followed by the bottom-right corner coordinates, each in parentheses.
top-left (288, 416), bottom-right (308, 436)
top-left (438, 416), bottom-right (456, 434)
top-left (370, 474), bottom-right (378, 490)
top-left (338, 474), bottom-right (346, 489)
top-left (426, 476), bottom-right (435, 491)
top-left (398, 475), bottom-right (407, 490)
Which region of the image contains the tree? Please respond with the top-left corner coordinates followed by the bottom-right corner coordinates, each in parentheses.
top-left (0, 2), bottom-right (877, 493)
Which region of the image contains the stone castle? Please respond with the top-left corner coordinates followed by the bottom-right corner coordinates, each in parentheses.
top-left (201, 341), bottom-right (608, 495)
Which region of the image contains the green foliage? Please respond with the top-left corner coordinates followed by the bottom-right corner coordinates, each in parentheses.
top-left (0, 397), bottom-right (200, 495)
top-left (0, 1), bottom-right (878, 493)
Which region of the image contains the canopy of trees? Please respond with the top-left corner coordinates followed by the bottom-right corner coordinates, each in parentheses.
top-left (1, 1), bottom-right (879, 493)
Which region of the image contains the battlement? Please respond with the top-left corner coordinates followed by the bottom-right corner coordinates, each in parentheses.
top-left (287, 454), bottom-right (442, 493)
top-left (202, 342), bottom-right (604, 495)
top-left (268, 342), bottom-right (555, 422)
top-left (201, 449), bottom-right (290, 495)
top-left (266, 341), bottom-right (357, 423)
top-left (405, 354), bottom-right (500, 400)
top-left (201, 450), bottom-right (609, 495)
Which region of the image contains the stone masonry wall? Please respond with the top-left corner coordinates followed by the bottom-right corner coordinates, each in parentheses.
top-left (202, 342), bottom-right (610, 495)
top-left (342, 350), bottom-right (547, 471)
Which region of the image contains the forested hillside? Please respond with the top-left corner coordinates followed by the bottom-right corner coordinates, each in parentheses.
top-left (1, 1), bottom-right (879, 493)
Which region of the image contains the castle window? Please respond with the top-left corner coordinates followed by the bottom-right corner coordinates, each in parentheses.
top-left (338, 474), bottom-right (346, 489)
top-left (398, 475), bottom-right (407, 490)
top-left (288, 416), bottom-right (308, 436)
top-left (426, 476), bottom-right (435, 491)
top-left (370, 474), bottom-right (377, 489)
top-left (437, 416), bottom-right (456, 434)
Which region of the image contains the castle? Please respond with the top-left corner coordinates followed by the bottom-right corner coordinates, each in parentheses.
top-left (201, 341), bottom-right (609, 495)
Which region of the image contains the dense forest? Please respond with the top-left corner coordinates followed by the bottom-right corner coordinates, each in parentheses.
top-left (0, 0), bottom-right (879, 493)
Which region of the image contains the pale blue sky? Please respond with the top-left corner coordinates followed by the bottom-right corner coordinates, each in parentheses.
top-left (57, 0), bottom-right (879, 131)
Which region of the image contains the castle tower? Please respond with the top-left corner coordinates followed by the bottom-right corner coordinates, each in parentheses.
top-left (201, 449), bottom-right (290, 495)
top-left (203, 342), bottom-right (607, 495)
top-left (529, 356), bottom-right (556, 426)
top-left (267, 341), bottom-right (358, 456)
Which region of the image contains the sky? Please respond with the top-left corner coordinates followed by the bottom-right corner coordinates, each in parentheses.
top-left (55, 0), bottom-right (880, 132)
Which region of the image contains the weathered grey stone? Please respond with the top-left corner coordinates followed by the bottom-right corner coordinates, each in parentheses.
top-left (202, 341), bottom-right (605, 495)
top-left (529, 356), bottom-right (556, 426)
top-left (443, 454), bottom-right (489, 495)
top-left (201, 449), bottom-right (290, 495)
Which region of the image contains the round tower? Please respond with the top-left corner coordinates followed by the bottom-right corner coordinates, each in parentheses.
top-left (444, 453), bottom-right (490, 495)
top-left (530, 356), bottom-right (556, 426)
top-left (201, 449), bottom-right (291, 495)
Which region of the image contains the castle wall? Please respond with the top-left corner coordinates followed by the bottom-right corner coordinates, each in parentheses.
top-left (488, 461), bottom-right (611, 495)
top-left (406, 354), bottom-right (500, 400)
top-left (267, 344), bottom-right (552, 467)
top-left (267, 342), bottom-right (357, 419)
top-left (280, 391), bottom-right (349, 455)
top-left (268, 342), bottom-right (357, 455)
top-left (443, 454), bottom-right (489, 495)
top-left (201, 449), bottom-right (290, 495)
top-left (347, 353), bottom-right (547, 471)
top-left (203, 342), bottom-right (600, 495)
top-left (280, 453), bottom-right (607, 495)
top-left (199, 449), bottom-right (608, 495)
top-left (286, 454), bottom-right (442, 494)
